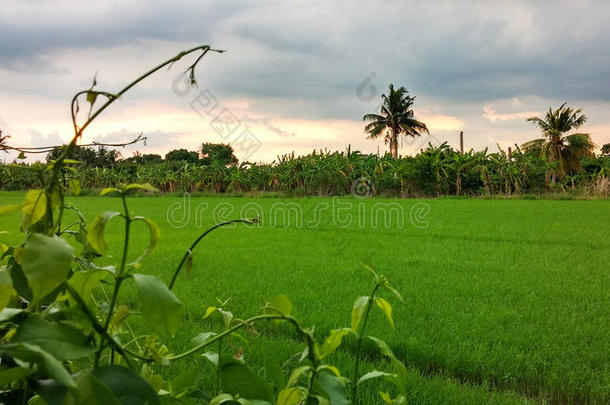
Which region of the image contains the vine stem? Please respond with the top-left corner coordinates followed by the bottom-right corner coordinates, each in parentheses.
top-left (168, 312), bottom-right (309, 361)
top-left (351, 282), bottom-right (381, 405)
top-left (95, 193), bottom-right (130, 366)
top-left (168, 218), bottom-right (256, 289)
top-left (65, 284), bottom-right (137, 370)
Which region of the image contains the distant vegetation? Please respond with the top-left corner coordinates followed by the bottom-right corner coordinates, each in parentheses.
top-left (2, 140), bottom-right (609, 197)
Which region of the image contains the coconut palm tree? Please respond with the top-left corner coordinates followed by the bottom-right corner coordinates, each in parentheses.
top-left (522, 103), bottom-right (596, 177)
top-left (363, 84), bottom-right (428, 158)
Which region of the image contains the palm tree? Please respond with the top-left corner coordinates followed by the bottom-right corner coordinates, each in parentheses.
top-left (522, 103), bottom-right (596, 177)
top-left (363, 84), bottom-right (428, 158)
top-left (449, 151), bottom-right (476, 195)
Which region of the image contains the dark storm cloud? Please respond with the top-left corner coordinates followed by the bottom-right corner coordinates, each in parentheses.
top-left (2, 0), bottom-right (610, 118)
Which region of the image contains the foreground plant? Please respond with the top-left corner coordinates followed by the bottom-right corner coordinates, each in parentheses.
top-left (0, 46), bottom-right (408, 404)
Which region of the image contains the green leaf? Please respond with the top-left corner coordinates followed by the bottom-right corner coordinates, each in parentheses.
top-left (169, 368), bottom-right (199, 398)
top-left (264, 357), bottom-right (285, 389)
top-left (132, 274), bottom-right (183, 337)
top-left (90, 365), bottom-right (160, 405)
top-left (277, 387), bottom-right (307, 405)
top-left (19, 234), bottom-right (74, 302)
top-left (268, 294), bottom-right (292, 316)
top-left (202, 351), bottom-right (219, 366)
top-left (63, 371), bottom-right (120, 405)
top-left (351, 296), bottom-right (369, 333)
top-left (124, 183), bottom-right (158, 193)
top-left (209, 393), bottom-right (235, 405)
top-left (30, 378), bottom-right (69, 405)
top-left (0, 307), bottom-right (24, 322)
top-left (130, 217), bottom-right (161, 263)
top-left (68, 179), bottom-right (81, 196)
top-left (87, 211), bottom-right (121, 254)
top-left (357, 370), bottom-right (394, 385)
top-left (68, 269), bottom-right (107, 307)
top-left (382, 282), bottom-right (404, 303)
top-left (362, 263), bottom-right (380, 282)
top-left (367, 336), bottom-right (407, 392)
top-left (219, 361), bottom-right (275, 402)
top-left (375, 297), bottom-right (394, 328)
top-left (1, 343), bottom-right (75, 387)
top-left (99, 187), bottom-right (120, 196)
top-left (0, 366), bottom-right (35, 386)
top-left (264, 294), bottom-right (292, 325)
top-left (316, 371), bottom-right (350, 405)
top-left (86, 90), bottom-right (98, 107)
top-left (319, 328), bottom-right (352, 359)
top-left (11, 314), bottom-right (95, 360)
top-left (190, 332), bottom-right (217, 347)
top-left (0, 204), bottom-right (22, 217)
top-left (380, 391), bottom-right (393, 404)
top-left (286, 366), bottom-right (311, 387)
top-left (22, 190), bottom-right (47, 231)
top-left (0, 268), bottom-right (16, 311)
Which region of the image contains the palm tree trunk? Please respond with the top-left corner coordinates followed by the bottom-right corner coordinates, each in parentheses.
top-left (390, 129), bottom-right (398, 159)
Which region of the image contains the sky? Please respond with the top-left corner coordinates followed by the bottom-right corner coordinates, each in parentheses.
top-left (1, 0), bottom-right (609, 163)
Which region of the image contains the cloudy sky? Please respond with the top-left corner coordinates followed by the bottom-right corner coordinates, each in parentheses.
top-left (1, 0), bottom-right (609, 163)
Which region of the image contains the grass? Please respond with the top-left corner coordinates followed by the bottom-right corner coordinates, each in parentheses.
top-left (1, 191), bottom-right (608, 404)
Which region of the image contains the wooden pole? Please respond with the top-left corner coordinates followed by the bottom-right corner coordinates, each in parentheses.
top-left (459, 131), bottom-right (464, 154)
top-left (508, 146), bottom-right (512, 162)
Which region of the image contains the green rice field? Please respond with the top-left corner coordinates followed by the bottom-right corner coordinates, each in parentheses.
top-left (1, 192), bottom-right (608, 404)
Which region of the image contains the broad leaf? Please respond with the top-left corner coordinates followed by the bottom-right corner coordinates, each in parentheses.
top-left (219, 361), bottom-right (275, 402)
top-left (100, 187), bottom-right (120, 196)
top-left (191, 332), bottom-right (217, 347)
top-left (87, 211), bottom-right (121, 254)
top-left (367, 336), bottom-right (407, 392)
top-left (0, 267), bottom-right (16, 311)
top-left (19, 234), bottom-right (74, 302)
top-left (0, 307), bottom-right (24, 322)
top-left (375, 297), bottom-right (394, 328)
top-left (11, 314), bottom-right (94, 360)
top-left (264, 294), bottom-right (292, 325)
top-left (63, 371), bottom-right (120, 405)
top-left (130, 216), bottom-right (160, 263)
top-left (124, 183), bottom-right (158, 193)
top-left (286, 366), bottom-right (311, 387)
top-left (0, 366), bottom-right (35, 386)
top-left (1, 343), bottom-right (75, 387)
top-left (357, 370), bottom-right (394, 385)
top-left (68, 269), bottom-right (107, 306)
top-left (264, 357), bottom-right (285, 389)
top-left (22, 190), bottom-right (47, 231)
top-left (209, 393), bottom-right (235, 405)
top-left (132, 274), bottom-right (183, 337)
top-left (316, 371), bottom-right (349, 405)
top-left (68, 179), bottom-right (81, 196)
top-left (268, 294), bottom-right (292, 316)
top-left (90, 365), bottom-right (160, 405)
top-left (351, 296), bottom-right (369, 333)
top-left (277, 387), bottom-right (307, 405)
top-left (319, 328), bottom-right (352, 359)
